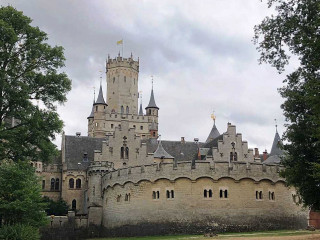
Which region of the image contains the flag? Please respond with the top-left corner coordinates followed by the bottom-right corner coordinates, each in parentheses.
top-left (117, 40), bottom-right (123, 45)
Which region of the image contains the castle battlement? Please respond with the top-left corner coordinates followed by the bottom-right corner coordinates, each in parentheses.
top-left (88, 161), bottom-right (114, 175)
top-left (106, 55), bottom-right (139, 72)
top-left (104, 113), bottom-right (156, 123)
top-left (102, 161), bottom-right (284, 189)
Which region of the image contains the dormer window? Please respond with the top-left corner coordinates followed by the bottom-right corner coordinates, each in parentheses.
top-left (83, 152), bottom-right (88, 162)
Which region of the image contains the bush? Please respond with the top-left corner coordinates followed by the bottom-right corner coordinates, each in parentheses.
top-left (0, 224), bottom-right (40, 240)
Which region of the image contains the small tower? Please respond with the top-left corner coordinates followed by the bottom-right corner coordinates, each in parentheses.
top-left (270, 120), bottom-right (283, 156)
top-left (145, 79), bottom-right (159, 117)
top-left (206, 112), bottom-right (220, 143)
top-left (139, 91), bottom-right (144, 115)
top-left (149, 118), bottom-right (158, 138)
top-left (92, 83), bottom-right (107, 138)
top-left (87, 94), bottom-right (95, 137)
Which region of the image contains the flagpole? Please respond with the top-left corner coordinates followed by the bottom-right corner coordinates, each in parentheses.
top-left (122, 39), bottom-right (124, 57)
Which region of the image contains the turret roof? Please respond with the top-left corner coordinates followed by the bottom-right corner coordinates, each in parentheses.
top-left (206, 123), bottom-right (220, 143)
top-left (153, 140), bottom-right (174, 159)
top-left (94, 84), bottom-right (107, 106)
top-left (87, 99), bottom-right (95, 119)
top-left (270, 131), bottom-right (283, 156)
top-left (139, 103), bottom-right (143, 115)
top-left (146, 88), bottom-right (159, 109)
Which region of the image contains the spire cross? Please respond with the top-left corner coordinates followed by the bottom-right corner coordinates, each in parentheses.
top-left (274, 118), bottom-right (278, 132)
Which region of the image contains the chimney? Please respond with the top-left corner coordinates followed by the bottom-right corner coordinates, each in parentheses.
top-left (263, 149), bottom-right (268, 161)
top-left (181, 137), bottom-right (185, 144)
top-left (254, 148), bottom-right (259, 158)
top-left (76, 132), bottom-right (81, 137)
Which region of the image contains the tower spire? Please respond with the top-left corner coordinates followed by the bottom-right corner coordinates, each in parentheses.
top-left (94, 82), bottom-right (107, 106)
top-left (87, 89), bottom-right (96, 119)
top-left (206, 111), bottom-right (220, 143)
top-left (146, 76), bottom-right (159, 110)
top-left (274, 118), bottom-right (278, 133)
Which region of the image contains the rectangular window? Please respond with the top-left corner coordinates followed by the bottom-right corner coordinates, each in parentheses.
top-left (256, 190), bottom-right (263, 200)
top-left (111, 124), bottom-right (114, 128)
top-left (166, 189), bottom-right (175, 199)
top-left (42, 180), bottom-right (45, 190)
top-left (219, 188), bottom-right (228, 199)
top-left (152, 190), bottom-right (160, 200)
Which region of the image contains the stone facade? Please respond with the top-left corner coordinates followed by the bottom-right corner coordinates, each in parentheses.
top-left (38, 53), bottom-right (308, 236)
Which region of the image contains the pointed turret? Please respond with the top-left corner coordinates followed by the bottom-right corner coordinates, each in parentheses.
top-left (87, 99), bottom-right (95, 119)
top-left (264, 122), bottom-right (284, 164)
top-left (94, 84), bottom-right (107, 106)
top-left (153, 139), bottom-right (174, 163)
top-left (206, 112), bottom-right (220, 143)
top-left (146, 88), bottom-right (159, 110)
top-left (270, 129), bottom-right (283, 156)
top-left (139, 103), bottom-right (143, 115)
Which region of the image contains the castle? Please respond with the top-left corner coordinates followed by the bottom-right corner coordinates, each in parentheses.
top-left (36, 53), bottom-right (308, 236)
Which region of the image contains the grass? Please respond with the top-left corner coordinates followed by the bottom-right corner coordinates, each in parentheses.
top-left (87, 229), bottom-right (320, 240)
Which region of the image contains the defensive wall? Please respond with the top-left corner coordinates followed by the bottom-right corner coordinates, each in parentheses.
top-left (99, 161), bottom-right (308, 236)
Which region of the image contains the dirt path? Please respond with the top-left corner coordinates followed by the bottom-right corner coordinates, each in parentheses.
top-left (206, 232), bottom-right (320, 240)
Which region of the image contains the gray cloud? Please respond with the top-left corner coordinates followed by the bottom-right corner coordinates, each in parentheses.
top-left (1, 0), bottom-right (287, 153)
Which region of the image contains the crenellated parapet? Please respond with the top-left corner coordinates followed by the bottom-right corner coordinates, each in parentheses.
top-left (102, 161), bottom-right (284, 189)
top-left (88, 161), bottom-right (114, 176)
top-left (106, 55), bottom-right (139, 72)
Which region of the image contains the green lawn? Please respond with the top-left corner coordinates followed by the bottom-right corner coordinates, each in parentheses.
top-left (87, 229), bottom-right (319, 240)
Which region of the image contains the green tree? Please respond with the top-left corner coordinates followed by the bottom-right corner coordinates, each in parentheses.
top-left (0, 6), bottom-right (71, 163)
top-left (254, 0), bottom-right (320, 209)
top-left (42, 196), bottom-right (69, 216)
top-left (0, 161), bottom-right (47, 227)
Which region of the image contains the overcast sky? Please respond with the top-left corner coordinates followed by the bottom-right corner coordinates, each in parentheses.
top-left (2, 0), bottom-right (293, 152)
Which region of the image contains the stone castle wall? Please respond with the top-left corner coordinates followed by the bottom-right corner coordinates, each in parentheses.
top-left (99, 161), bottom-right (308, 235)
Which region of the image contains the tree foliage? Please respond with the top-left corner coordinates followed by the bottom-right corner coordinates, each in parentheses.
top-left (0, 6), bottom-right (71, 163)
top-left (254, 0), bottom-right (320, 209)
top-left (43, 196), bottom-right (69, 216)
top-left (0, 161), bottom-right (48, 227)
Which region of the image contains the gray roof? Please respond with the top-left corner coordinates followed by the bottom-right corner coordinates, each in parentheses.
top-left (264, 155), bottom-right (281, 164)
top-left (206, 123), bottom-right (220, 143)
top-left (65, 135), bottom-right (104, 170)
top-left (139, 103), bottom-right (143, 115)
top-left (146, 88), bottom-right (159, 109)
top-left (270, 131), bottom-right (283, 156)
top-left (153, 141), bottom-right (174, 159)
top-left (87, 100), bottom-right (95, 119)
top-left (203, 134), bottom-right (223, 155)
top-left (145, 138), bottom-right (204, 162)
top-left (94, 85), bottom-right (107, 105)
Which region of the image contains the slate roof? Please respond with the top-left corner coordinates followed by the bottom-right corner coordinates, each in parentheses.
top-left (139, 103), bottom-right (143, 115)
top-left (87, 100), bottom-right (95, 119)
top-left (94, 85), bottom-right (107, 105)
top-left (153, 141), bottom-right (174, 159)
top-left (264, 130), bottom-right (284, 164)
top-left (64, 135), bottom-right (104, 170)
top-left (203, 134), bottom-right (224, 156)
top-left (145, 138), bottom-right (204, 162)
top-left (146, 88), bottom-right (159, 109)
top-left (270, 131), bottom-right (283, 156)
top-left (206, 124), bottom-right (220, 143)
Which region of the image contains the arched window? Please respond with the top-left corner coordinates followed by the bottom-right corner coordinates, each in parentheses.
top-left (204, 189), bottom-right (207, 198)
top-left (220, 189), bottom-right (223, 198)
top-left (234, 152), bottom-right (238, 161)
top-left (125, 147), bottom-right (129, 159)
top-left (256, 191), bottom-right (259, 199)
top-left (121, 106), bottom-right (124, 115)
top-left (69, 178), bottom-right (74, 189)
top-left (209, 189), bottom-right (213, 198)
top-left (72, 199), bottom-right (76, 210)
top-left (42, 180), bottom-right (45, 190)
top-left (149, 109), bottom-right (151, 115)
top-left (76, 179), bottom-right (81, 189)
top-left (166, 190), bottom-right (170, 198)
top-left (259, 191), bottom-right (263, 199)
top-left (55, 178), bottom-right (59, 190)
top-left (50, 178), bottom-right (55, 190)
top-left (171, 190), bottom-right (174, 199)
top-left (152, 191), bottom-right (156, 199)
top-left (224, 190), bottom-right (228, 198)
top-left (126, 106), bottom-right (129, 115)
top-left (120, 147), bottom-right (124, 159)
top-left (96, 106), bottom-right (98, 111)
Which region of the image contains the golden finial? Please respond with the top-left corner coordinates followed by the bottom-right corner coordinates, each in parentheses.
top-left (211, 111), bottom-right (216, 125)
